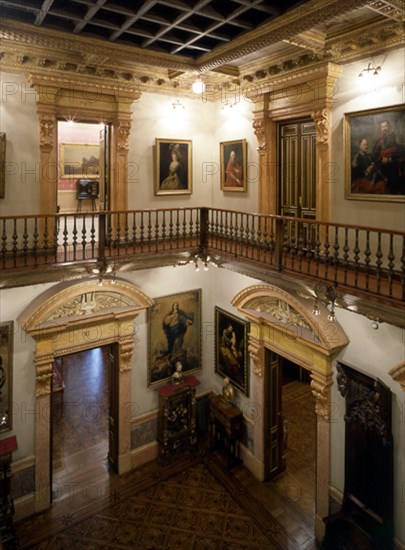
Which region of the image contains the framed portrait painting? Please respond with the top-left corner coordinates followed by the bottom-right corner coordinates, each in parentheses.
top-left (220, 139), bottom-right (247, 192)
top-left (148, 289), bottom-right (201, 386)
top-left (60, 143), bottom-right (101, 179)
top-left (344, 104), bottom-right (405, 201)
top-left (0, 321), bottom-right (13, 433)
top-left (215, 307), bottom-right (249, 395)
top-left (155, 138), bottom-right (192, 195)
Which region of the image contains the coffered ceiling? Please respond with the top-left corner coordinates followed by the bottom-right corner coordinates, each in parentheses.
top-left (0, 0), bottom-right (403, 93)
top-left (0, 0), bottom-right (306, 59)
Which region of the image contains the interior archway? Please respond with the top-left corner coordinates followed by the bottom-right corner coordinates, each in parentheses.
top-left (231, 284), bottom-right (349, 540)
top-left (18, 277), bottom-right (153, 513)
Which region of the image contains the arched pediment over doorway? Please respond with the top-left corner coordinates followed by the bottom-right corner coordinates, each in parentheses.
top-left (18, 277), bottom-right (154, 335)
top-left (231, 284), bottom-right (348, 353)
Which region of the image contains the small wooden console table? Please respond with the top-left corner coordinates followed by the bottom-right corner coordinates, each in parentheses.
top-left (209, 393), bottom-right (244, 469)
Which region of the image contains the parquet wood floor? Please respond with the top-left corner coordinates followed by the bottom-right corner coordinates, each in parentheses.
top-left (15, 352), bottom-right (317, 549)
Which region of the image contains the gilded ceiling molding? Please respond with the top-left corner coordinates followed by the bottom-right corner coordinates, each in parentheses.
top-left (247, 335), bottom-right (264, 378)
top-left (35, 354), bottom-right (54, 397)
top-left (197, 0), bottom-right (370, 71)
top-left (1, 22), bottom-right (195, 73)
top-left (310, 370), bottom-right (333, 420)
top-left (312, 109), bottom-right (330, 145)
top-left (388, 361), bottom-right (405, 392)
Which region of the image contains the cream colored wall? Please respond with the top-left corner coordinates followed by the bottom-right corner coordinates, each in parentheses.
top-left (0, 71), bottom-right (39, 215)
top-left (332, 308), bottom-right (405, 543)
top-left (331, 48), bottom-right (404, 229)
top-left (128, 91), bottom-right (258, 212)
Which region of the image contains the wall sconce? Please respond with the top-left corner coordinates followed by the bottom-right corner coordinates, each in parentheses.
top-left (192, 76), bottom-right (206, 94)
top-left (91, 258), bottom-right (116, 286)
top-left (221, 100), bottom-right (236, 111)
top-left (172, 99), bottom-right (185, 110)
top-left (358, 62), bottom-right (381, 78)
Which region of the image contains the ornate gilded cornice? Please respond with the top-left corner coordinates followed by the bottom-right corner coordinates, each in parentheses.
top-left (197, 0), bottom-right (371, 71)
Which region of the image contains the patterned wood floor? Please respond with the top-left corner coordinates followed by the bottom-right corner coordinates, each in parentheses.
top-left (15, 350), bottom-right (317, 549)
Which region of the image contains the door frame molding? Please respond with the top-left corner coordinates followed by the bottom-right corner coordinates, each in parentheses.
top-left (232, 283), bottom-right (349, 541)
top-left (28, 73), bottom-right (140, 215)
top-left (250, 62), bottom-right (342, 223)
top-left (18, 277), bottom-right (153, 513)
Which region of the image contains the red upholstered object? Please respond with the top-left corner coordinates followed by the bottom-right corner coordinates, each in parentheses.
top-left (0, 435), bottom-right (17, 455)
top-left (155, 376), bottom-right (200, 396)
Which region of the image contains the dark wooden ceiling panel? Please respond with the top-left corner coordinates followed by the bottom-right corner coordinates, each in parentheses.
top-left (0, 0), bottom-right (306, 59)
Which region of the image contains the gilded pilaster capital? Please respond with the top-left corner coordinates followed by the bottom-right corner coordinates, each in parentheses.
top-left (248, 335), bottom-right (264, 378)
top-left (310, 370), bottom-right (333, 420)
top-left (35, 353), bottom-right (54, 396)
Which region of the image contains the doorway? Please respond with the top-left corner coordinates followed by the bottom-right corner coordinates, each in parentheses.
top-left (57, 120), bottom-right (110, 214)
top-left (277, 119), bottom-right (316, 245)
top-left (264, 349), bottom-right (316, 521)
top-left (51, 344), bottom-right (119, 504)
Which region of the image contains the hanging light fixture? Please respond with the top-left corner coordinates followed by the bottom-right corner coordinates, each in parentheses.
top-left (192, 75), bottom-right (205, 94)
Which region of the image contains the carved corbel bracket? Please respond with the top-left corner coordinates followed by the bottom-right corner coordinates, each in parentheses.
top-left (310, 370), bottom-right (333, 420)
top-left (388, 361), bottom-right (405, 392)
top-left (39, 114), bottom-right (56, 150)
top-left (252, 117), bottom-right (267, 152)
top-left (311, 108), bottom-right (329, 146)
top-left (248, 335), bottom-right (264, 378)
top-left (35, 353), bottom-right (54, 396)
top-left (119, 337), bottom-right (134, 372)
top-left (116, 120), bottom-right (131, 152)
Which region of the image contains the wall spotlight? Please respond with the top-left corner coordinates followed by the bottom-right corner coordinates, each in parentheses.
top-left (371, 320), bottom-right (379, 330)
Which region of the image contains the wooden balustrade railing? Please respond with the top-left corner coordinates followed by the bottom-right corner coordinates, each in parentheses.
top-left (1, 207), bottom-right (404, 302)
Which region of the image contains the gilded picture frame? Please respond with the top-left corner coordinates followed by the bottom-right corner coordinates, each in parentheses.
top-left (0, 321), bottom-right (13, 433)
top-left (148, 289), bottom-right (202, 386)
top-left (60, 143), bottom-right (101, 179)
top-left (215, 307), bottom-right (249, 396)
top-left (0, 132), bottom-right (6, 199)
top-left (155, 138), bottom-right (192, 195)
top-left (344, 104), bottom-right (405, 202)
top-left (220, 138), bottom-right (247, 192)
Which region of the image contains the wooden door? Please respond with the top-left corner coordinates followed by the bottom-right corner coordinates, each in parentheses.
top-left (278, 119), bottom-right (316, 246)
top-left (264, 349), bottom-right (285, 480)
top-left (108, 343), bottom-right (119, 473)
